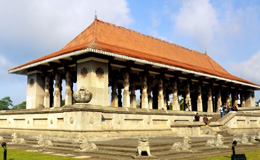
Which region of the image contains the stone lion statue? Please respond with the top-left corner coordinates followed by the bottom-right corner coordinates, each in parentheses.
top-left (206, 134), bottom-right (227, 148)
top-left (172, 136), bottom-right (191, 151)
top-left (75, 137), bottom-right (98, 152)
top-left (136, 136), bottom-right (151, 156)
top-left (233, 133), bottom-right (252, 145)
top-left (11, 133), bottom-right (26, 144)
top-left (35, 134), bottom-right (53, 148)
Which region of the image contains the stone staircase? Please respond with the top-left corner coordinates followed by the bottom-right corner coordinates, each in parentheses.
top-left (1, 132), bottom-right (260, 160)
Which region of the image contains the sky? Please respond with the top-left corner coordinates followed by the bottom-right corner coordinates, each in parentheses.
top-left (1, 0), bottom-right (260, 105)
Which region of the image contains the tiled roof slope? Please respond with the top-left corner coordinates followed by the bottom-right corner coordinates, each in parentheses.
top-left (9, 18), bottom-right (259, 87)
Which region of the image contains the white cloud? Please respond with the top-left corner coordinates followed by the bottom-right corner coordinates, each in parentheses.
top-left (0, 0), bottom-right (133, 60)
top-left (173, 0), bottom-right (218, 47)
top-left (230, 51), bottom-right (260, 84)
top-left (0, 54), bottom-right (13, 81)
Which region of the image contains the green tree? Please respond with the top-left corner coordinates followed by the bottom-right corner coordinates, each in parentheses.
top-left (13, 101), bottom-right (26, 109)
top-left (0, 96), bottom-right (13, 110)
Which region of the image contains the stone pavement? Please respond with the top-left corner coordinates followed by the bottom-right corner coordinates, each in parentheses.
top-left (2, 132), bottom-right (260, 160)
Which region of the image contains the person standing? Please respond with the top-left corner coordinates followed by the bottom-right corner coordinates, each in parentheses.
top-left (219, 105), bottom-right (223, 117)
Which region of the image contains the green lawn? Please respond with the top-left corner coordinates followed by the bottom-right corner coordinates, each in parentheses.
top-left (200, 149), bottom-right (260, 160)
top-left (0, 148), bottom-right (82, 160)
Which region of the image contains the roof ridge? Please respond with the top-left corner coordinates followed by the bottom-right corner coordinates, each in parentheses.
top-left (96, 19), bottom-right (206, 56)
top-left (206, 55), bottom-right (230, 75)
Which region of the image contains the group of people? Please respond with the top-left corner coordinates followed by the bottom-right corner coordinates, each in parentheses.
top-left (193, 113), bottom-right (208, 125)
top-left (219, 103), bottom-right (238, 117)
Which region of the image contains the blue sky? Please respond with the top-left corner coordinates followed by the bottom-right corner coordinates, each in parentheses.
top-left (1, 0), bottom-right (260, 105)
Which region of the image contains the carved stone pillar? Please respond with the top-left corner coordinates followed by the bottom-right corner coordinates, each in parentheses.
top-left (130, 80), bottom-right (136, 108)
top-left (207, 87), bottom-right (213, 112)
top-left (43, 76), bottom-right (50, 108)
top-left (65, 71), bottom-right (73, 105)
top-left (111, 77), bottom-right (118, 107)
top-left (172, 80), bottom-right (179, 110)
top-left (148, 82), bottom-right (153, 109)
top-left (141, 75), bottom-right (148, 109)
top-left (226, 91), bottom-right (231, 106)
top-left (123, 71), bottom-right (130, 107)
top-left (185, 83), bottom-right (191, 111)
top-left (197, 84), bottom-right (203, 112)
top-left (232, 91), bottom-right (238, 106)
top-left (54, 73), bottom-right (61, 107)
top-left (216, 89), bottom-right (222, 111)
top-left (158, 77), bottom-right (164, 110)
top-left (241, 92), bottom-right (246, 107)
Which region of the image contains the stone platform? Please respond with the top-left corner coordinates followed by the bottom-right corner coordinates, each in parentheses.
top-left (3, 131), bottom-right (260, 160)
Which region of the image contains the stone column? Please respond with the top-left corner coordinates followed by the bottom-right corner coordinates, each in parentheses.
top-left (172, 80), bottom-right (179, 110)
top-left (111, 78), bottom-right (118, 107)
top-left (54, 73), bottom-right (61, 107)
top-left (216, 89), bottom-right (222, 111)
top-left (158, 77), bottom-right (164, 110)
top-left (130, 80), bottom-right (136, 108)
top-left (141, 74), bottom-right (148, 109)
top-left (123, 71), bottom-right (130, 107)
top-left (43, 76), bottom-right (51, 108)
top-left (207, 87), bottom-right (213, 112)
top-left (245, 91), bottom-right (255, 107)
top-left (26, 73), bottom-right (45, 109)
top-left (226, 91), bottom-right (231, 106)
top-left (148, 82), bottom-right (153, 109)
top-left (197, 84), bottom-right (203, 112)
top-left (232, 91), bottom-right (238, 106)
top-left (240, 92), bottom-right (246, 107)
top-left (185, 83), bottom-right (191, 111)
top-left (65, 71), bottom-right (73, 105)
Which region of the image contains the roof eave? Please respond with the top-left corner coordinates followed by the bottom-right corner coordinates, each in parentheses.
top-left (8, 48), bottom-right (260, 90)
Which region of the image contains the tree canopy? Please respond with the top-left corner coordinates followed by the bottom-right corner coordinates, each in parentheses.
top-left (13, 101), bottom-right (26, 109)
top-left (0, 96), bottom-right (13, 110)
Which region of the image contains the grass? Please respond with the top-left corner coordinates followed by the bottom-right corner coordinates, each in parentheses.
top-left (0, 148), bottom-right (83, 160)
top-left (199, 149), bottom-right (260, 160)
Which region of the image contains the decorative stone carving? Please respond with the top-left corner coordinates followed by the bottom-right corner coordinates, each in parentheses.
top-left (70, 117), bottom-right (74, 124)
top-left (255, 130), bottom-right (260, 140)
top-left (34, 134), bottom-right (53, 148)
top-left (250, 135), bottom-right (257, 142)
top-left (11, 133), bottom-right (26, 144)
top-left (201, 126), bottom-right (216, 135)
top-left (136, 136), bottom-right (152, 156)
top-left (141, 75), bottom-right (148, 109)
top-left (233, 133), bottom-right (252, 145)
top-left (80, 67), bottom-right (88, 78)
top-left (95, 67), bottom-right (104, 78)
top-left (172, 136), bottom-right (191, 151)
top-left (89, 117), bottom-right (94, 124)
top-left (75, 137), bottom-right (98, 152)
top-left (123, 71), bottom-right (130, 107)
top-left (29, 79), bottom-right (34, 86)
top-left (0, 137), bottom-right (4, 143)
top-left (73, 87), bottom-right (92, 103)
top-left (158, 77), bottom-right (164, 110)
top-left (206, 134), bottom-right (227, 148)
top-left (220, 126), bottom-right (233, 134)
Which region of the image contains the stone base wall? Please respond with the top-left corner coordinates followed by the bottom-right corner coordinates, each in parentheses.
top-left (0, 104), bottom-right (216, 138)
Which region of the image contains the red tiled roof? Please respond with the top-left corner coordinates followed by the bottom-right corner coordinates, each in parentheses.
top-left (9, 18), bottom-right (259, 87)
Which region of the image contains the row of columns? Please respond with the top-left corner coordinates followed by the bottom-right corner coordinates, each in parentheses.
top-left (43, 71), bottom-right (73, 108)
top-left (110, 70), bottom-right (249, 112)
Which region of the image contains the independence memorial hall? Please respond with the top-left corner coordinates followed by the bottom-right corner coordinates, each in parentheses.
top-left (5, 18), bottom-right (260, 137)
